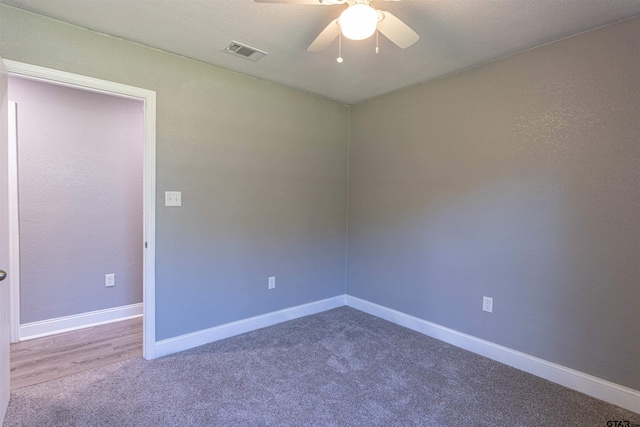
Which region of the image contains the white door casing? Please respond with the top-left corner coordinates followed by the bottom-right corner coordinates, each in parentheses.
top-left (0, 55), bottom-right (12, 423)
top-left (7, 101), bottom-right (18, 343)
top-left (4, 60), bottom-right (157, 360)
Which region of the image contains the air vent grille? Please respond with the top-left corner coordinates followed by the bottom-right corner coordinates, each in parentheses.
top-left (224, 41), bottom-right (268, 62)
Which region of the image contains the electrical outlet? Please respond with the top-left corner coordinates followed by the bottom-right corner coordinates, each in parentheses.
top-left (482, 296), bottom-right (493, 313)
top-left (165, 191), bottom-right (182, 206)
top-left (268, 276), bottom-right (276, 290)
top-left (105, 274), bottom-right (115, 287)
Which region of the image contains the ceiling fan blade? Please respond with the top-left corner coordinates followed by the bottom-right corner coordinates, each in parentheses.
top-left (254, 0), bottom-right (344, 4)
top-left (308, 19), bottom-right (341, 52)
top-left (377, 11), bottom-right (420, 48)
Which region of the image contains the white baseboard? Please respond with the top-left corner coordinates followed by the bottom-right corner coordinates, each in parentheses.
top-left (150, 293), bottom-right (639, 413)
top-left (19, 303), bottom-right (143, 341)
top-left (345, 295), bottom-right (640, 414)
top-left (154, 295), bottom-right (347, 358)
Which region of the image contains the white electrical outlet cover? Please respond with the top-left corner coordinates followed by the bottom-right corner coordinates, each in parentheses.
top-left (105, 273), bottom-right (115, 287)
top-left (483, 296), bottom-right (493, 313)
top-left (165, 191), bottom-right (182, 206)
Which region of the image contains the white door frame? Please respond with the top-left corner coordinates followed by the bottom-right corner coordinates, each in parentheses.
top-left (7, 101), bottom-right (18, 343)
top-left (5, 60), bottom-right (157, 360)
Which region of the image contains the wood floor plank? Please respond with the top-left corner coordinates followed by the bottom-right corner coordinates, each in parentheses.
top-left (10, 317), bottom-right (143, 390)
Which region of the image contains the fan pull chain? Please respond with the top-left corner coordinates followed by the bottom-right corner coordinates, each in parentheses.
top-left (337, 33), bottom-right (344, 63)
top-left (376, 29), bottom-right (379, 54)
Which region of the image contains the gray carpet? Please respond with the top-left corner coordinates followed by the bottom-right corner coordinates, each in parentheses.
top-left (4, 307), bottom-right (638, 426)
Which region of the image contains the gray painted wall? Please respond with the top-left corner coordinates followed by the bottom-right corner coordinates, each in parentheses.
top-left (0, 5), bottom-right (349, 340)
top-left (1, 2), bottom-right (637, 393)
top-left (8, 76), bottom-right (144, 324)
top-left (348, 16), bottom-right (640, 390)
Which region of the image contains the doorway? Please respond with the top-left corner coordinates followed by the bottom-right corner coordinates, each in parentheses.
top-left (4, 60), bottom-right (156, 360)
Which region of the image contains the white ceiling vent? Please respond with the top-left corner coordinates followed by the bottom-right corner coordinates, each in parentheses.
top-left (224, 41), bottom-right (267, 62)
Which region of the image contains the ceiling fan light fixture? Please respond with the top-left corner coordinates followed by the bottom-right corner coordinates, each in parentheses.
top-left (339, 4), bottom-right (378, 41)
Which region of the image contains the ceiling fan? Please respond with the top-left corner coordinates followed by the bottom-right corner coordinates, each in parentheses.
top-left (255, 0), bottom-right (419, 59)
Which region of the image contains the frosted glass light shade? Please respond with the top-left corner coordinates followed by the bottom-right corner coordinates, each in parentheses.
top-left (340, 4), bottom-right (378, 41)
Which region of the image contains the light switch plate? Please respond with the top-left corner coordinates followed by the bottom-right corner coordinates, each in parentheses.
top-left (165, 191), bottom-right (181, 207)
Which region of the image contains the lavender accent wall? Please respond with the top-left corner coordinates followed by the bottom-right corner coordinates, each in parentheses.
top-left (8, 76), bottom-right (144, 324)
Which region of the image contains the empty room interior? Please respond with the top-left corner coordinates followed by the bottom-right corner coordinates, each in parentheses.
top-left (0, 0), bottom-right (638, 425)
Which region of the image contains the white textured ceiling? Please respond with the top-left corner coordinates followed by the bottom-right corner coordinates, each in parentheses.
top-left (2, 0), bottom-right (640, 104)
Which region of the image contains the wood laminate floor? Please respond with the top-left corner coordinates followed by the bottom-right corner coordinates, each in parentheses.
top-left (10, 317), bottom-right (142, 390)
